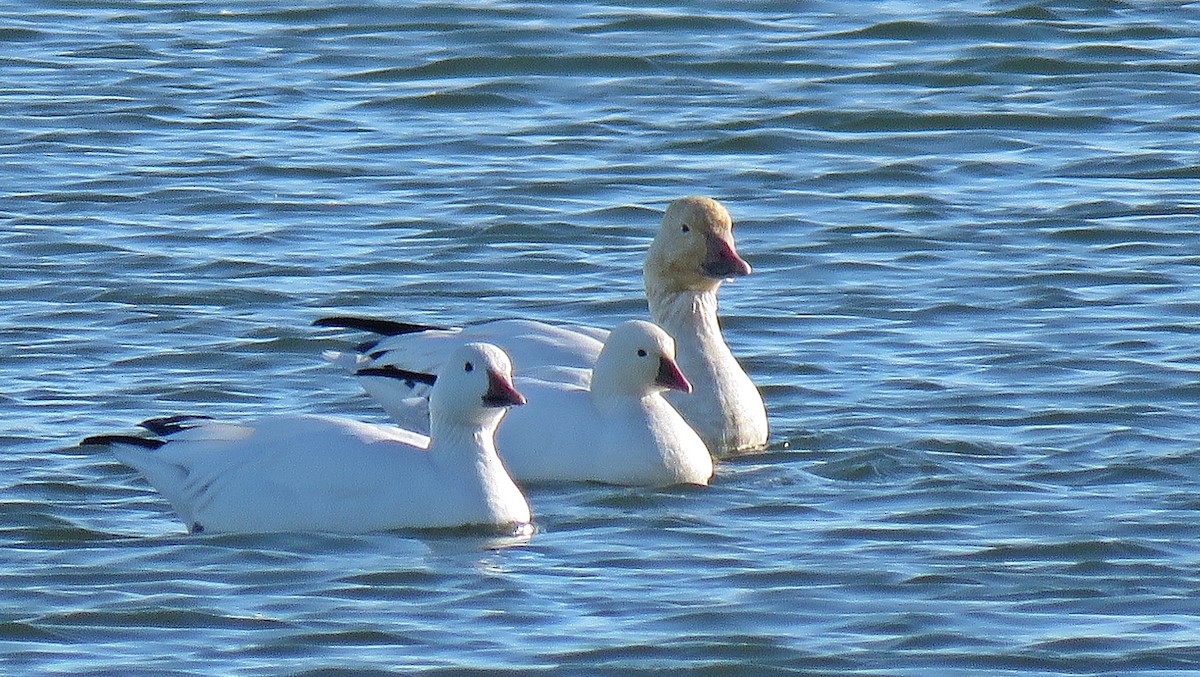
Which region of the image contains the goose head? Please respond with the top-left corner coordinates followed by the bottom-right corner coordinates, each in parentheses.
top-left (592, 320), bottom-right (692, 397)
top-left (429, 342), bottom-right (526, 428)
top-left (644, 196), bottom-right (751, 295)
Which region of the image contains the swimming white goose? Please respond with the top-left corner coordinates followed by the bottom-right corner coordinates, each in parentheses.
top-left (360, 320), bottom-right (713, 486)
top-left (317, 195), bottom-right (768, 455)
top-left (83, 343), bottom-right (531, 535)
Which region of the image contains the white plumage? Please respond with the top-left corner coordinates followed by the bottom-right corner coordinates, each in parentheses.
top-left (89, 343), bottom-right (531, 535)
top-left (360, 320), bottom-right (713, 486)
top-left (320, 196), bottom-right (769, 455)
top-left (499, 320), bottom-right (713, 486)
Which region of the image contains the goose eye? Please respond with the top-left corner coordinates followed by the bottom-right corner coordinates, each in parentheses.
top-left (464, 362), bottom-right (474, 372)
top-left (681, 224), bottom-right (691, 233)
top-left (637, 349), bottom-right (647, 357)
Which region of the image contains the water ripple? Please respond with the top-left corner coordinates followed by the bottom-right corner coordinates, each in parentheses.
top-left (3, 0), bottom-right (1200, 674)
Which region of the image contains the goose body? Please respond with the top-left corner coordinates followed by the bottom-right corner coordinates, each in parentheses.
top-left (319, 196), bottom-right (768, 455)
top-left (359, 321), bottom-right (713, 486)
top-left (87, 344), bottom-right (530, 534)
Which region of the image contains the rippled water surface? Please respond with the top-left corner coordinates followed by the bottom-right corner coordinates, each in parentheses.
top-left (4, 1), bottom-right (1200, 674)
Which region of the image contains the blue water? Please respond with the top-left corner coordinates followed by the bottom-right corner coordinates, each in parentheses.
top-left (4, 1), bottom-right (1200, 674)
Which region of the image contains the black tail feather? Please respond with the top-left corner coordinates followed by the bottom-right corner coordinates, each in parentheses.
top-left (81, 434), bottom-right (166, 450)
top-left (314, 316), bottom-right (447, 337)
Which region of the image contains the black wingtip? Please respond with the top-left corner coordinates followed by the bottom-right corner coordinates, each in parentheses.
top-left (355, 365), bottom-right (438, 387)
top-left (81, 434), bottom-right (166, 450)
top-left (314, 316), bottom-right (447, 337)
top-left (139, 414), bottom-right (213, 436)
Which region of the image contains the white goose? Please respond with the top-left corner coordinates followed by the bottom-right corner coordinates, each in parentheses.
top-left (360, 320), bottom-right (713, 486)
top-left (317, 195), bottom-right (768, 455)
top-left (83, 343), bottom-right (531, 535)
